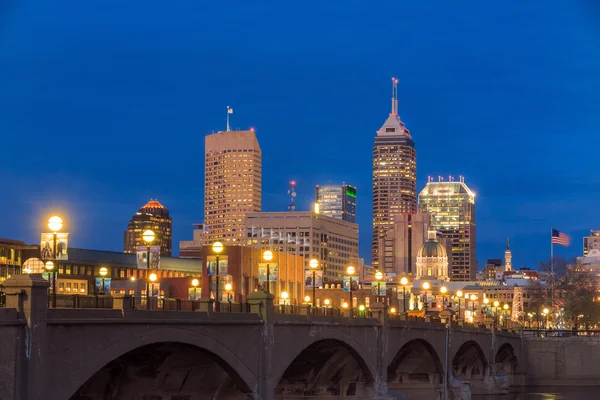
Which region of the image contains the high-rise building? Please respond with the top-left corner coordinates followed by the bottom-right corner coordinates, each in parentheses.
top-left (245, 211), bottom-right (359, 282)
top-left (124, 200), bottom-right (172, 256)
top-left (583, 230), bottom-right (600, 256)
top-left (378, 213), bottom-right (430, 276)
top-left (315, 184), bottom-right (357, 223)
top-left (204, 128), bottom-right (262, 245)
top-left (372, 78), bottom-right (417, 268)
top-left (418, 177), bottom-right (476, 281)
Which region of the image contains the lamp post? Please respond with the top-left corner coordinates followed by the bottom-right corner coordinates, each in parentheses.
top-left (142, 229), bottom-right (155, 308)
top-left (45, 261), bottom-right (54, 307)
top-left (48, 216), bottom-right (63, 308)
top-left (304, 295), bottom-right (311, 305)
top-left (147, 272), bottom-right (157, 309)
top-left (225, 283), bottom-right (233, 312)
top-left (400, 277), bottom-right (408, 313)
top-left (483, 297), bottom-right (489, 321)
top-left (309, 258), bottom-right (319, 308)
top-left (99, 267), bottom-right (108, 294)
top-left (281, 290), bottom-right (289, 307)
top-left (440, 286), bottom-right (448, 309)
top-left (263, 249), bottom-right (273, 293)
top-left (347, 265), bottom-right (355, 317)
top-left (469, 294), bottom-right (477, 323)
top-left (543, 307), bottom-right (549, 330)
top-left (375, 271), bottom-right (383, 302)
top-left (504, 303), bottom-right (510, 328)
top-left (422, 282), bottom-right (430, 314)
top-left (212, 241), bottom-right (224, 311)
top-left (191, 278), bottom-right (199, 300)
top-left (493, 301), bottom-right (500, 325)
top-left (456, 290), bottom-right (463, 320)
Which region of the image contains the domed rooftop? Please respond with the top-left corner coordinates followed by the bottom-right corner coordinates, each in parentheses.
top-left (418, 239), bottom-right (446, 258)
top-left (418, 230), bottom-right (447, 258)
top-left (143, 199), bottom-right (165, 209)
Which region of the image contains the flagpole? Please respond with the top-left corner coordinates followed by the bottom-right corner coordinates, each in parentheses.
top-left (550, 228), bottom-right (554, 307)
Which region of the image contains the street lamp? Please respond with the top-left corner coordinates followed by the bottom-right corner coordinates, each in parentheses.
top-left (483, 297), bottom-right (489, 320)
top-left (147, 272), bottom-right (158, 310)
top-left (309, 258), bottom-right (319, 308)
top-left (191, 278), bottom-right (199, 300)
top-left (323, 298), bottom-right (330, 307)
top-left (99, 267), bottom-right (108, 294)
top-left (469, 294), bottom-right (477, 322)
top-left (212, 241), bottom-right (224, 311)
top-left (440, 286), bottom-right (448, 308)
top-left (45, 261), bottom-right (54, 306)
top-left (422, 282), bottom-right (430, 314)
top-left (375, 271), bottom-right (383, 302)
top-left (48, 216), bottom-right (63, 308)
top-left (281, 291), bottom-right (289, 307)
top-left (263, 249), bottom-right (273, 293)
top-left (347, 265), bottom-right (355, 317)
top-left (142, 229), bottom-right (155, 308)
top-left (504, 303), bottom-right (510, 328)
top-left (456, 290), bottom-right (464, 320)
top-left (358, 304), bottom-right (365, 317)
top-left (304, 295), bottom-right (311, 304)
top-left (390, 307), bottom-right (397, 314)
top-left (225, 283), bottom-right (233, 311)
top-left (543, 307), bottom-right (549, 330)
top-left (400, 277), bottom-right (408, 313)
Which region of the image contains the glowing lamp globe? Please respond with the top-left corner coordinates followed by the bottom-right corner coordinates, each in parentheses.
top-left (346, 266), bottom-right (355, 275)
top-left (99, 267), bottom-right (108, 277)
top-left (375, 271), bottom-right (383, 280)
top-left (142, 230), bottom-right (155, 244)
top-left (309, 259), bottom-right (319, 269)
top-left (192, 278), bottom-right (199, 287)
top-left (48, 216), bottom-right (63, 232)
top-left (263, 250), bottom-right (273, 262)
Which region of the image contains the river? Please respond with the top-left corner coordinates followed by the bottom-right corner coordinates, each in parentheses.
top-left (473, 387), bottom-right (600, 400)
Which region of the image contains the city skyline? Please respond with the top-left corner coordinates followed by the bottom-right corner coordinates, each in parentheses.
top-left (1, 1), bottom-right (598, 269)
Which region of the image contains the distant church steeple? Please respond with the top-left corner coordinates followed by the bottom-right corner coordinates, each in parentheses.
top-left (505, 237), bottom-right (512, 271)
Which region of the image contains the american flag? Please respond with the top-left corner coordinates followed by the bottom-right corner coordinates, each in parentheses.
top-left (551, 229), bottom-right (570, 246)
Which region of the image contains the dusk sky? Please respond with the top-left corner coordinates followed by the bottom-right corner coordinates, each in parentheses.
top-left (1, 1), bottom-right (599, 269)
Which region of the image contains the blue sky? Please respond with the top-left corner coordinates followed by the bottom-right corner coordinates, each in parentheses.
top-left (1, 1), bottom-right (599, 269)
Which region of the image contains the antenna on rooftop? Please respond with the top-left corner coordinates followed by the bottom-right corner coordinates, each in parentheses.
top-left (288, 181), bottom-right (296, 211)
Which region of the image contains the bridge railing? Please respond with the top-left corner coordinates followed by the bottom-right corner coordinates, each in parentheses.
top-left (523, 329), bottom-right (600, 338)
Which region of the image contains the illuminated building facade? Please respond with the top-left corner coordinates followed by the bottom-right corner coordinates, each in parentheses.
top-left (245, 211), bottom-right (359, 282)
top-left (379, 212), bottom-right (430, 275)
top-left (416, 230), bottom-right (449, 280)
top-left (583, 230), bottom-right (600, 256)
top-left (418, 177), bottom-right (476, 281)
top-left (204, 129), bottom-right (262, 245)
top-left (124, 200), bottom-right (172, 256)
top-left (179, 223), bottom-right (205, 259)
top-left (372, 79), bottom-right (417, 268)
top-left (315, 184), bottom-right (356, 223)
top-left (0, 238), bottom-right (38, 283)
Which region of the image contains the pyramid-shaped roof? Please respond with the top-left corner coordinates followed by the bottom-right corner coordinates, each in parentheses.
top-left (376, 113), bottom-right (411, 138)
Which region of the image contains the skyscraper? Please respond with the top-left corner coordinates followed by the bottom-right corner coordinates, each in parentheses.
top-left (315, 184), bottom-right (357, 223)
top-left (372, 78), bottom-right (417, 268)
top-left (204, 128), bottom-right (262, 245)
top-left (124, 200), bottom-right (172, 256)
top-left (378, 213), bottom-right (430, 275)
top-left (418, 177), bottom-right (476, 281)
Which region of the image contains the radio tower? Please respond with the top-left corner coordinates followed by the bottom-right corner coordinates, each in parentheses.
top-left (288, 181), bottom-right (296, 211)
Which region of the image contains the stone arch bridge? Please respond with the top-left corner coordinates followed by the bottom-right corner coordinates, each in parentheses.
top-left (0, 275), bottom-right (524, 399)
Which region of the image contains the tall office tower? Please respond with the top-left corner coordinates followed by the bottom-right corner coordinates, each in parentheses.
top-left (124, 200), bottom-right (172, 256)
top-left (583, 230), bottom-right (600, 256)
top-left (378, 212), bottom-right (430, 275)
top-left (204, 128), bottom-right (262, 245)
top-left (315, 184), bottom-right (357, 223)
top-left (372, 78), bottom-right (417, 268)
top-left (418, 176), bottom-right (476, 281)
top-left (505, 237), bottom-right (512, 271)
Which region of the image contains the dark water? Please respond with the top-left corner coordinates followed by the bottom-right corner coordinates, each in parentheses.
top-left (473, 387), bottom-right (600, 400)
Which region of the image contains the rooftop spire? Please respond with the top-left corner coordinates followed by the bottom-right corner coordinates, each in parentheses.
top-left (506, 237), bottom-right (510, 251)
top-left (391, 77), bottom-right (399, 115)
top-left (226, 106), bottom-right (233, 132)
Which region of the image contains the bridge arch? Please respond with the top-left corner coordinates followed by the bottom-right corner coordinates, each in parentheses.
top-left (274, 335), bottom-right (376, 398)
top-left (49, 327), bottom-right (257, 400)
top-left (452, 340), bottom-right (488, 380)
top-left (495, 343), bottom-right (518, 375)
top-left (388, 339), bottom-right (443, 385)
